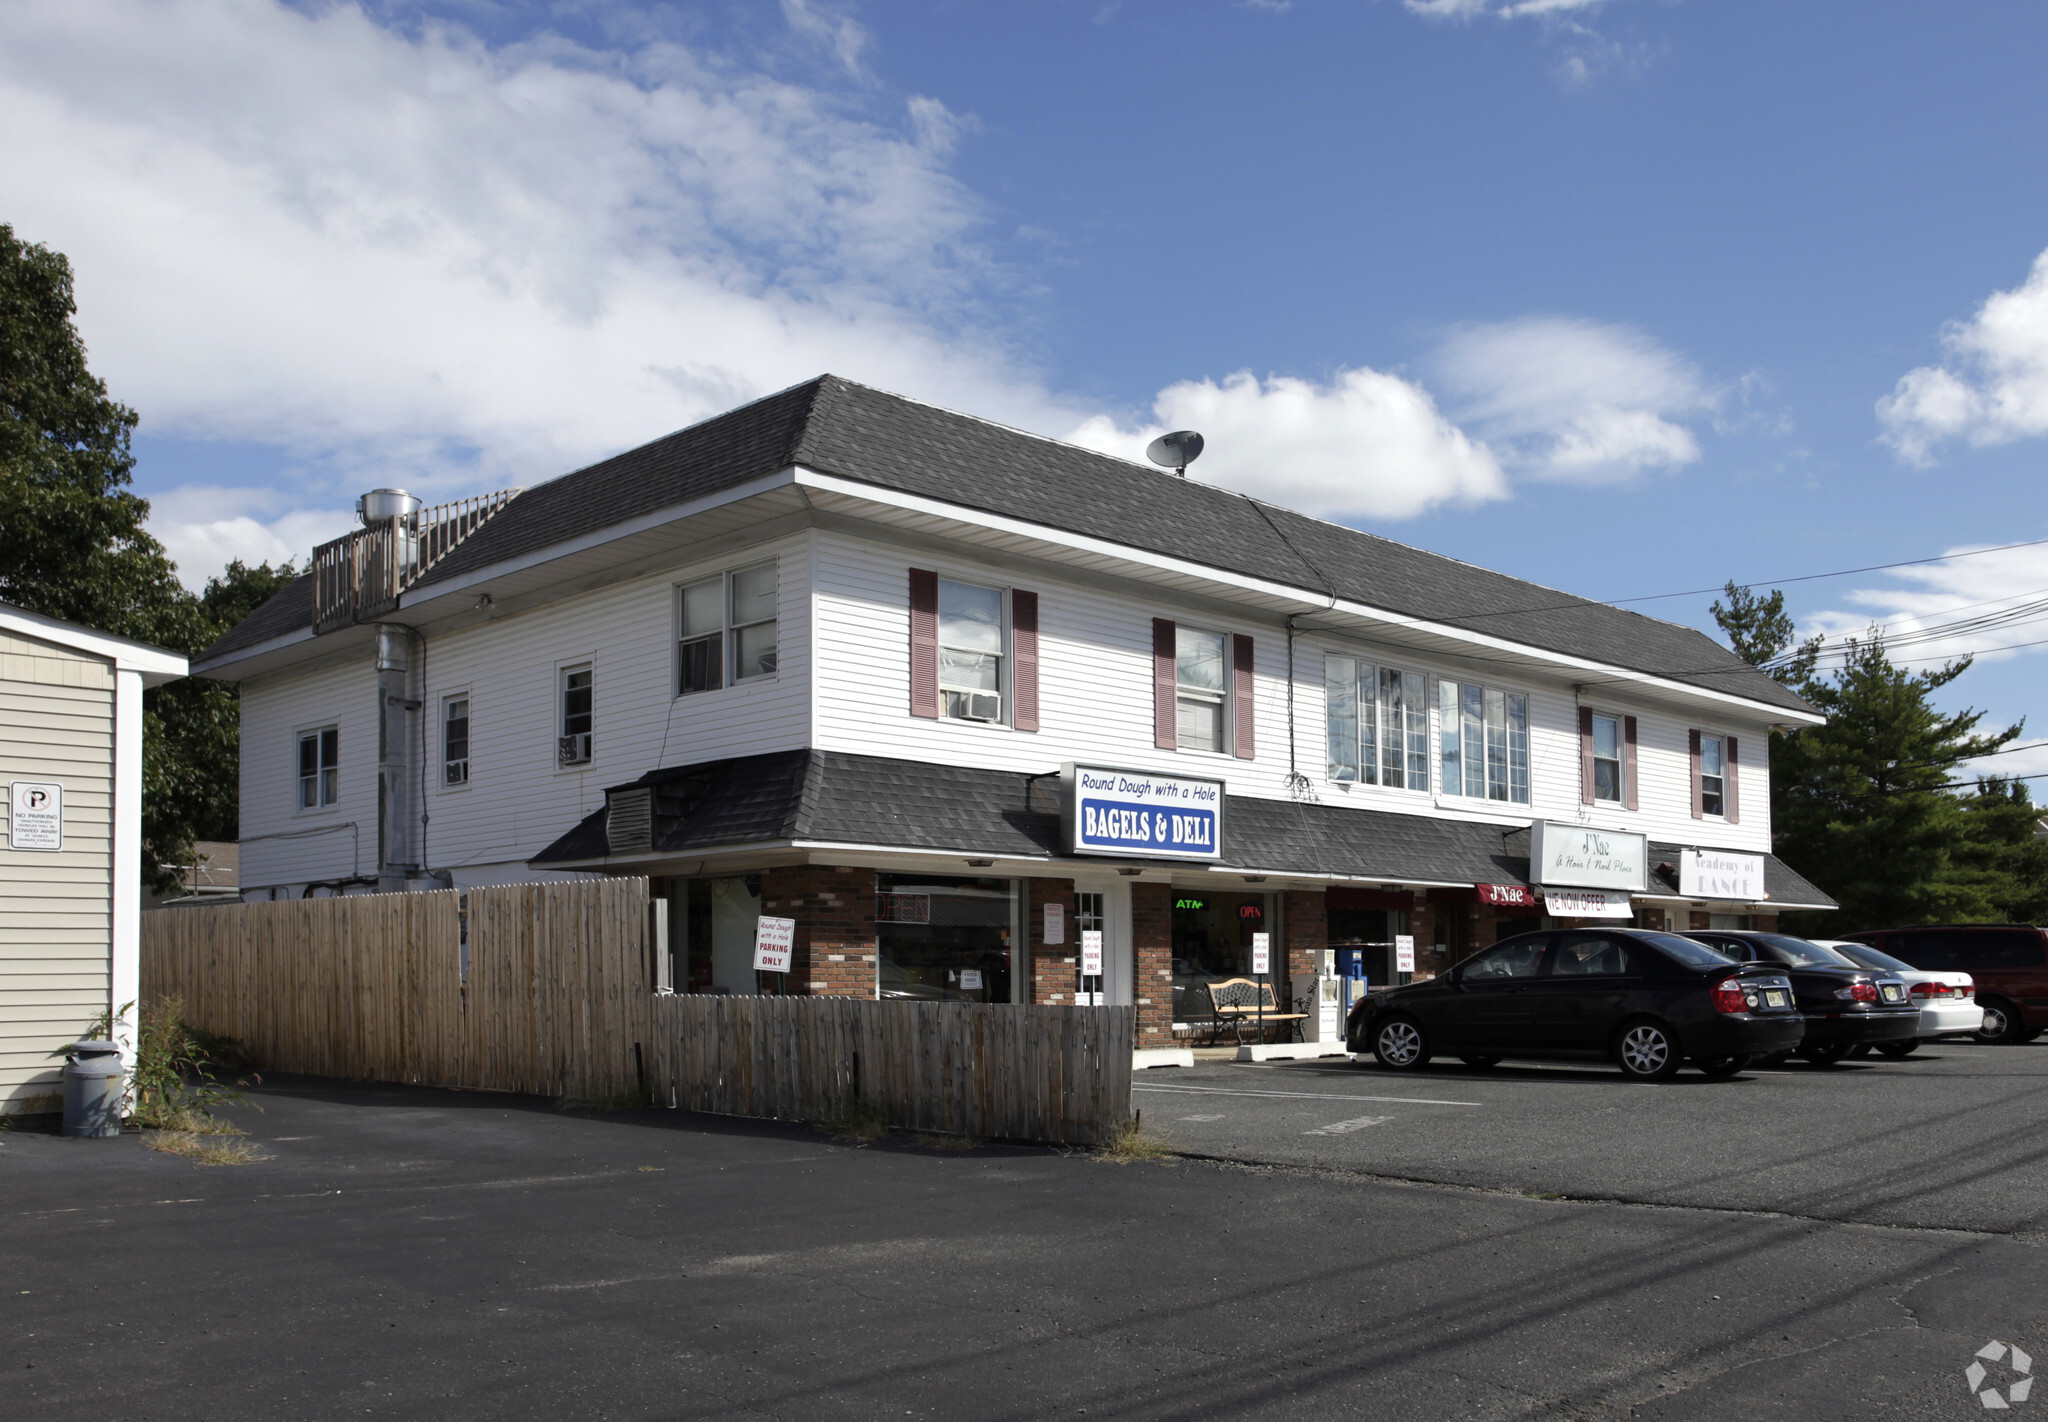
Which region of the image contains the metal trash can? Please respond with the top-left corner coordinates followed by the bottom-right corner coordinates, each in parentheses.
top-left (62, 1040), bottom-right (126, 1138)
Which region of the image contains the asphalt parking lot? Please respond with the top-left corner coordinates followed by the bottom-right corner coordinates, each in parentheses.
top-left (2, 1045), bottom-right (2044, 1421)
top-left (1140, 1039), bottom-right (2048, 1235)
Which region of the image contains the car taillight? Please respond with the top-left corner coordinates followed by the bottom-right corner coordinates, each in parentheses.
top-left (1910, 981), bottom-right (1948, 998)
top-left (1712, 979), bottom-right (1750, 1014)
top-left (1958, 980), bottom-right (1975, 999)
top-left (1834, 981), bottom-right (1880, 1003)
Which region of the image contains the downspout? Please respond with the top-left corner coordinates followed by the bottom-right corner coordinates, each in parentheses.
top-left (375, 624), bottom-right (420, 892)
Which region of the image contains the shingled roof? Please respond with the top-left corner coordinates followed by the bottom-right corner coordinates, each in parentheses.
top-left (529, 747), bottom-right (1835, 908)
top-left (200, 376), bottom-right (1812, 715)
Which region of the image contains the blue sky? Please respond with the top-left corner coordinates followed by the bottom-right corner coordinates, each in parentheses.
top-left (4, 0), bottom-right (2045, 772)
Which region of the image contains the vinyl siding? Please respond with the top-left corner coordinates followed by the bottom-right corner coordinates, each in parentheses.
top-left (811, 531), bottom-right (1777, 855)
top-left (0, 628), bottom-right (114, 1109)
top-left (239, 534), bottom-right (812, 888)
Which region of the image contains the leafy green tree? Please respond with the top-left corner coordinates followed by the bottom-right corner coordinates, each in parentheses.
top-left (0, 224), bottom-right (193, 647)
top-left (3, 224), bottom-right (294, 891)
top-left (143, 560), bottom-right (298, 888)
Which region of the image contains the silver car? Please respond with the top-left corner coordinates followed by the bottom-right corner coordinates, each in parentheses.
top-left (1816, 939), bottom-right (1982, 1055)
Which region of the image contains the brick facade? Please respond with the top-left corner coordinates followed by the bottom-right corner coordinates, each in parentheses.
top-left (1132, 881), bottom-right (1173, 1046)
top-left (761, 864), bottom-right (877, 998)
top-left (1028, 877), bottom-right (1079, 1004)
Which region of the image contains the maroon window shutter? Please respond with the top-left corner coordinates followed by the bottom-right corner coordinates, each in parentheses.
top-left (1231, 634), bottom-right (1255, 760)
top-left (1689, 729), bottom-right (1704, 819)
top-left (1578, 706), bottom-right (1596, 805)
top-left (1011, 590), bottom-right (1040, 732)
top-left (908, 569), bottom-right (939, 719)
top-left (1623, 716), bottom-right (1639, 812)
top-left (1725, 736), bottom-right (1740, 824)
top-left (1153, 619), bottom-right (1177, 750)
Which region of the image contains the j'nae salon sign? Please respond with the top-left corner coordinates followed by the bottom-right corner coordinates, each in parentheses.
top-left (1530, 822), bottom-right (1648, 892)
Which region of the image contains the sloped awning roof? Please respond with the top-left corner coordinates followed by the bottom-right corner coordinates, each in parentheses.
top-left (530, 748), bottom-right (1833, 909)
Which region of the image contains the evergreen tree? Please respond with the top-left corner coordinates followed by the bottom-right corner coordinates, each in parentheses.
top-left (2, 224), bottom-right (294, 890)
top-left (1709, 581), bottom-right (1822, 691)
top-left (1767, 636), bottom-right (2022, 932)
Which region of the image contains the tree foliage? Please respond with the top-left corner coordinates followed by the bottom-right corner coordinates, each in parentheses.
top-left (2, 224), bottom-right (293, 891)
top-left (1711, 582), bottom-right (2044, 932)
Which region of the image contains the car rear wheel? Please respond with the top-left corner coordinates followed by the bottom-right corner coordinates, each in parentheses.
top-left (1693, 1055), bottom-right (1751, 1077)
top-left (1616, 1021), bottom-right (1681, 1081)
top-left (1801, 1042), bottom-right (1851, 1066)
top-left (1975, 1000), bottom-right (2027, 1045)
top-left (1874, 1039), bottom-right (1920, 1058)
top-left (1458, 1054), bottom-right (1502, 1069)
top-left (1373, 1018), bottom-right (1432, 1071)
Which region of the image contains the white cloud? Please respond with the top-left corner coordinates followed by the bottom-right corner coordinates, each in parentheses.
top-left (1429, 316), bottom-right (1712, 482)
top-left (1066, 368), bottom-right (1506, 521)
top-left (1407, 0), bottom-right (1613, 16)
top-left (0, 0), bottom-right (1084, 584)
top-left (1879, 248), bottom-right (2048, 465)
top-left (1800, 541), bottom-right (2048, 673)
top-left (146, 486), bottom-right (355, 588)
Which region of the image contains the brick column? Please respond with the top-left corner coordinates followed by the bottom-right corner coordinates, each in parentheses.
top-left (1132, 881), bottom-right (1173, 1046)
top-left (1028, 878), bottom-right (1079, 1004)
top-left (1281, 889), bottom-right (1326, 1043)
top-left (761, 864), bottom-right (876, 998)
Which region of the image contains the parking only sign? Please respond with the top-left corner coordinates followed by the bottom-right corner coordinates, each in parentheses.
top-left (1251, 931), bottom-right (1271, 975)
top-left (9, 782), bottom-right (62, 851)
top-left (1080, 930), bottom-right (1104, 978)
top-left (1394, 934), bottom-right (1416, 973)
top-left (752, 915), bottom-right (795, 973)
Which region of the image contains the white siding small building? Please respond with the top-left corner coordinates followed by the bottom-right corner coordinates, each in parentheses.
top-left (1, 603), bottom-right (186, 1115)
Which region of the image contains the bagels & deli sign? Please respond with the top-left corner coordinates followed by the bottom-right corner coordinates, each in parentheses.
top-left (1062, 763), bottom-right (1225, 861)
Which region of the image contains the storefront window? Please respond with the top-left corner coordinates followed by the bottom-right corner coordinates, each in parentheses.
top-left (665, 875), bottom-right (770, 995)
top-left (876, 874), bottom-right (1017, 1002)
top-left (1171, 892), bottom-right (1269, 1021)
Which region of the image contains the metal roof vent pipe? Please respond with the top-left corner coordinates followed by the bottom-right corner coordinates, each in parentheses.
top-left (358, 488), bottom-right (423, 526)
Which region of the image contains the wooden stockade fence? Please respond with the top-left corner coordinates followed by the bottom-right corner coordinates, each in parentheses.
top-left (141, 879), bottom-right (1134, 1145)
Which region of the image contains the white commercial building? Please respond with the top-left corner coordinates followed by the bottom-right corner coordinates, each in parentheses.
top-left (194, 377), bottom-right (1833, 1054)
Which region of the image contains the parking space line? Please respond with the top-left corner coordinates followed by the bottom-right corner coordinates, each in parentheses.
top-left (1306, 1116), bottom-right (1394, 1135)
top-left (1133, 1084), bottom-right (1481, 1107)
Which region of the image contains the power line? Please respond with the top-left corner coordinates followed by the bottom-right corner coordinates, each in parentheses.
top-left (1603, 534), bottom-right (2048, 606)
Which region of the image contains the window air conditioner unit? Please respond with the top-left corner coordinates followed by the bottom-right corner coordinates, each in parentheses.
top-left (960, 692), bottom-right (1001, 723)
top-left (558, 732), bottom-right (592, 764)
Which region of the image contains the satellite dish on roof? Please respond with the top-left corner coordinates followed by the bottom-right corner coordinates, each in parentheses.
top-left (1146, 430), bottom-right (1205, 476)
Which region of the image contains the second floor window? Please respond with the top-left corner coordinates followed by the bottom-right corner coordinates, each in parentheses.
top-left (1591, 713), bottom-right (1622, 803)
top-left (1700, 734), bottom-right (1725, 816)
top-left (1324, 655), bottom-right (1428, 788)
top-left (939, 578), bottom-right (1003, 721)
top-left (443, 697), bottom-right (470, 785)
top-left (1176, 627), bottom-right (1227, 752)
top-left (1438, 680), bottom-right (1530, 804)
top-left (559, 665), bottom-right (592, 765)
top-left (298, 727), bottom-right (338, 808)
top-left (677, 560), bottom-right (779, 695)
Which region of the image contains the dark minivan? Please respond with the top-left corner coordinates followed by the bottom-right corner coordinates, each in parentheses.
top-left (1347, 928), bottom-right (1804, 1080)
top-left (1844, 925), bottom-right (2048, 1045)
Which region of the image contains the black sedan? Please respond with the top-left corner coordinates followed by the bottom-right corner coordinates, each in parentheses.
top-left (1679, 930), bottom-right (1919, 1064)
top-left (1347, 929), bottom-right (1805, 1080)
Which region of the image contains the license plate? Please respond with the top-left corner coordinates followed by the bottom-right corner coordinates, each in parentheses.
top-left (1764, 990), bottom-right (1788, 1008)
top-left (1882, 985), bottom-right (1904, 1002)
